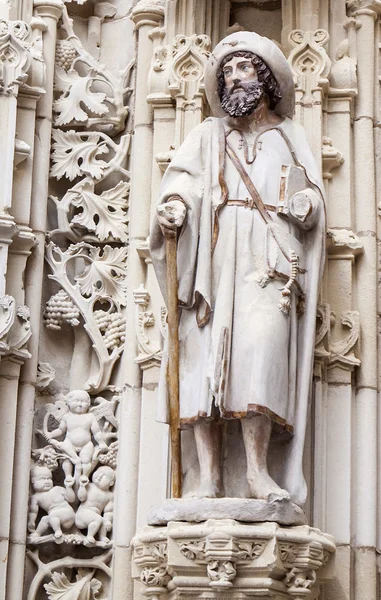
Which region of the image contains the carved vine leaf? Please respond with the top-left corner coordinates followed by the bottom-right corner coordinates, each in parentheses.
top-left (36, 362), bottom-right (56, 390)
top-left (54, 67), bottom-right (109, 126)
top-left (51, 130), bottom-right (109, 181)
top-left (70, 181), bottom-right (129, 242)
top-left (44, 569), bottom-right (102, 600)
top-left (75, 246), bottom-right (128, 306)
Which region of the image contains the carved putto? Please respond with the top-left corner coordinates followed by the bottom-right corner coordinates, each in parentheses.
top-left (29, 390), bottom-right (118, 547)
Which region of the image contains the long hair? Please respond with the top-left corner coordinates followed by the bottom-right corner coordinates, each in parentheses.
top-left (217, 51), bottom-right (282, 111)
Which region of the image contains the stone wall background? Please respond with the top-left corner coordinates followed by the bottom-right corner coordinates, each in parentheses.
top-left (0, 0), bottom-right (379, 598)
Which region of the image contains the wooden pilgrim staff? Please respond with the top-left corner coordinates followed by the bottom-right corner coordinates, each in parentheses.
top-left (159, 199), bottom-right (184, 498)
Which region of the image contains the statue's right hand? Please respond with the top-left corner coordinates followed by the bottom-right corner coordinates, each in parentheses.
top-left (157, 199), bottom-right (186, 238)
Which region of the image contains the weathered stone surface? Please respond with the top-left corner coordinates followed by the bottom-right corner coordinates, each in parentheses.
top-left (147, 496), bottom-right (307, 526)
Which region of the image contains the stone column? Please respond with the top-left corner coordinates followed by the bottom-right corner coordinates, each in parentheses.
top-left (347, 3), bottom-right (380, 598)
top-left (5, 3), bottom-right (62, 600)
top-left (112, 3), bottom-right (164, 599)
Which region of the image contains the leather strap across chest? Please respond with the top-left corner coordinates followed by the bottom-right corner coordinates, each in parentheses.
top-left (225, 141), bottom-right (274, 227)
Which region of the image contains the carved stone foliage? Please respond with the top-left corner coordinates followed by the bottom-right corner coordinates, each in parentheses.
top-left (26, 548), bottom-right (112, 600)
top-left (28, 390), bottom-right (118, 548)
top-left (132, 521), bottom-right (335, 598)
top-left (54, 7), bottom-right (133, 133)
top-left (43, 4), bottom-right (133, 395)
top-left (44, 242), bottom-right (127, 392)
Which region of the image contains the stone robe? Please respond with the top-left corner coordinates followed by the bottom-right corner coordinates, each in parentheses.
top-left (150, 116), bottom-right (325, 505)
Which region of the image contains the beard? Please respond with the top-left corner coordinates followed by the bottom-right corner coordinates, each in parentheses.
top-left (220, 81), bottom-right (264, 117)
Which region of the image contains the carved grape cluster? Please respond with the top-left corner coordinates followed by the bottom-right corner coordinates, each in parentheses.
top-left (32, 445), bottom-right (60, 470)
top-left (44, 289), bottom-right (81, 330)
top-left (55, 39), bottom-right (77, 71)
top-left (93, 311), bottom-right (126, 350)
top-left (98, 440), bottom-right (118, 469)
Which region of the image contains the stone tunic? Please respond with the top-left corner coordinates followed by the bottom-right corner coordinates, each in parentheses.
top-left (177, 124), bottom-right (304, 433)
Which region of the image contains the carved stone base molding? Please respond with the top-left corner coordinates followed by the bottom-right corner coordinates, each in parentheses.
top-left (132, 519), bottom-right (335, 599)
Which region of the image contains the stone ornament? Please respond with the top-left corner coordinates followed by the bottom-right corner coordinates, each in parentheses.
top-left (28, 390), bottom-right (118, 547)
top-left (26, 548), bottom-right (112, 600)
top-left (132, 520), bottom-right (335, 598)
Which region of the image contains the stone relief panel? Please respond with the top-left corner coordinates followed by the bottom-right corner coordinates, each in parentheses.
top-left (26, 1), bottom-right (134, 597)
top-left (29, 389), bottom-right (118, 547)
top-left (41, 4), bottom-right (133, 394)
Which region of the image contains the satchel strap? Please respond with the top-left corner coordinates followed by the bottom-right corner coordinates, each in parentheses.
top-left (225, 141), bottom-right (274, 226)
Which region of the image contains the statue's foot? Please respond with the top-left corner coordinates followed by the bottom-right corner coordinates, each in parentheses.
top-left (185, 480), bottom-right (223, 499)
top-left (247, 471), bottom-right (290, 501)
top-left (86, 535), bottom-right (96, 544)
top-left (54, 529), bottom-right (63, 539)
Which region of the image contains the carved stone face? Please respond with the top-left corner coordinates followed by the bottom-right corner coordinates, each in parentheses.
top-left (220, 55), bottom-right (264, 117)
top-left (67, 391), bottom-right (91, 414)
top-left (93, 466), bottom-right (115, 489)
top-left (32, 467), bottom-right (53, 491)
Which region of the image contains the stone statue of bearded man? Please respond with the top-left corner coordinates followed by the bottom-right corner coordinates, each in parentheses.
top-left (150, 31), bottom-right (326, 508)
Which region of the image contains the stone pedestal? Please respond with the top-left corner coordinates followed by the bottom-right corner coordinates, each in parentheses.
top-left (132, 519), bottom-right (335, 599)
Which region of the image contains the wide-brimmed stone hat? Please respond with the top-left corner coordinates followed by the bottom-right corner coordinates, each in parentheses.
top-left (205, 31), bottom-right (295, 119)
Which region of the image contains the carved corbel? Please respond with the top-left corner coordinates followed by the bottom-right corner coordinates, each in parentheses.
top-left (322, 137), bottom-right (344, 180)
top-left (133, 539), bottom-right (171, 597)
top-left (288, 29), bottom-right (331, 104)
top-left (327, 227), bottom-right (364, 262)
top-left (132, 521), bottom-right (335, 598)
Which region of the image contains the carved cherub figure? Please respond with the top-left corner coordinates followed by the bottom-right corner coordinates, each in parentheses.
top-left (45, 390), bottom-right (108, 487)
top-left (28, 465), bottom-right (75, 540)
top-left (75, 466), bottom-right (114, 545)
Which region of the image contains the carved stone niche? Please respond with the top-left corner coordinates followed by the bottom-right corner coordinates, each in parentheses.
top-left (132, 519), bottom-right (335, 599)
